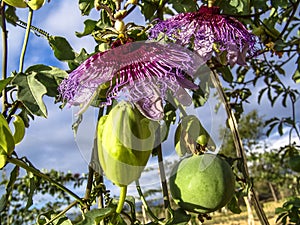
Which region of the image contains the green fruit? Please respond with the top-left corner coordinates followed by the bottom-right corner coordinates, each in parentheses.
top-left (97, 101), bottom-right (158, 186)
top-left (26, 0), bottom-right (45, 10)
top-left (3, 0), bottom-right (27, 8)
top-left (288, 155), bottom-right (300, 172)
top-left (174, 115), bottom-right (215, 157)
top-left (196, 134), bottom-right (208, 146)
top-left (169, 154), bottom-right (235, 213)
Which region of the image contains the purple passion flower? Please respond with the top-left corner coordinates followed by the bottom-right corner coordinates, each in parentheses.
top-left (58, 42), bottom-right (204, 120)
top-left (148, 5), bottom-right (256, 66)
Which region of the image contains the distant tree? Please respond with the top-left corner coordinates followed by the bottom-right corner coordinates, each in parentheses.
top-left (220, 110), bottom-right (265, 157)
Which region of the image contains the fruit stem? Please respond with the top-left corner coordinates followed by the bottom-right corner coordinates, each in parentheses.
top-left (19, 8), bottom-right (33, 73)
top-left (116, 186), bottom-right (127, 214)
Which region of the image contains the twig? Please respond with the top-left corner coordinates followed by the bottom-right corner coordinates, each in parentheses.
top-left (135, 180), bottom-right (164, 225)
top-left (7, 157), bottom-right (85, 206)
top-left (156, 143), bottom-right (170, 218)
top-left (83, 165), bottom-right (94, 212)
top-left (44, 201), bottom-right (78, 225)
top-left (19, 8), bottom-right (33, 73)
top-left (1, 2), bottom-right (8, 116)
top-left (278, 0), bottom-right (300, 39)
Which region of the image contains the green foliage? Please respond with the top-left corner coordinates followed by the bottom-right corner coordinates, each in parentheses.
top-left (174, 115), bottom-right (215, 156)
top-left (76, 208), bottom-right (114, 225)
top-left (0, 0), bottom-right (299, 224)
top-left (0, 168), bottom-right (87, 224)
top-left (12, 65), bottom-right (67, 117)
top-left (220, 110), bottom-right (265, 157)
top-left (48, 36), bottom-right (76, 61)
top-left (276, 197), bottom-right (300, 225)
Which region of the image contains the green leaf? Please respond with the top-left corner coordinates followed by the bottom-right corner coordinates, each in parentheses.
top-left (38, 210), bottom-right (73, 225)
top-left (0, 194), bottom-right (7, 212)
top-left (12, 115), bottom-right (25, 145)
top-left (271, 0), bottom-right (289, 8)
top-left (26, 64), bottom-right (68, 97)
top-left (192, 74), bottom-right (211, 108)
top-left (68, 48), bottom-right (90, 70)
top-left (76, 208), bottom-right (114, 225)
top-left (0, 77), bottom-right (13, 93)
top-left (292, 69), bottom-right (300, 83)
top-left (229, 0), bottom-right (250, 14)
top-left (48, 36), bottom-right (76, 61)
top-left (4, 6), bottom-right (19, 26)
top-left (250, 0), bottom-right (268, 11)
top-left (227, 195), bottom-right (242, 214)
top-left (79, 0), bottom-right (94, 16)
top-left (6, 165), bottom-right (19, 194)
top-left (174, 115), bottom-right (215, 156)
top-left (0, 150), bottom-right (7, 169)
top-left (275, 207), bottom-right (287, 214)
top-left (166, 208), bottom-right (191, 225)
top-left (0, 114), bottom-right (15, 155)
top-left (169, 0), bottom-right (197, 13)
top-left (141, 1), bottom-right (157, 20)
top-left (0, 165), bottom-right (19, 210)
top-left (25, 173), bottom-right (37, 210)
top-left (219, 66), bottom-right (233, 83)
top-left (12, 72), bottom-right (48, 117)
top-left (18, 105), bottom-right (34, 128)
top-left (76, 19), bottom-right (97, 37)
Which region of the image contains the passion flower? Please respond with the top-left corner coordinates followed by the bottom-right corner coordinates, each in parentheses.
top-left (149, 5), bottom-right (256, 66)
top-left (59, 42), bottom-right (204, 120)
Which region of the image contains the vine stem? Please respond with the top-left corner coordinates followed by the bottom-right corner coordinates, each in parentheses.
top-left (1, 1), bottom-right (8, 115)
top-left (83, 165), bottom-right (94, 212)
top-left (7, 157), bottom-right (86, 206)
top-left (116, 186), bottom-right (127, 214)
top-left (135, 180), bottom-right (164, 225)
top-left (156, 143), bottom-right (170, 218)
top-left (19, 8), bottom-right (33, 73)
top-left (209, 68), bottom-right (270, 225)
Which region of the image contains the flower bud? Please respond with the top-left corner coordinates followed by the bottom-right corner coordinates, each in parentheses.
top-left (114, 19), bottom-right (125, 33)
top-left (97, 101), bottom-right (159, 186)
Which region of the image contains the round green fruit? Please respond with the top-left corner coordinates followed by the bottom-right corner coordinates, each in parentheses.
top-left (288, 155), bottom-right (300, 172)
top-left (169, 153), bottom-right (235, 213)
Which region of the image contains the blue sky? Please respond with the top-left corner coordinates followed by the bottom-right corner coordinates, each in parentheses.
top-left (1, 0), bottom-right (299, 199)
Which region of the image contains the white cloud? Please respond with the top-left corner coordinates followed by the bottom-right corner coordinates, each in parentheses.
top-left (36, 0), bottom-right (97, 53)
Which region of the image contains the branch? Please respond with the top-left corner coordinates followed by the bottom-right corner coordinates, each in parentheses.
top-left (44, 201), bottom-right (78, 225)
top-left (7, 157), bottom-right (86, 206)
top-left (19, 9), bottom-right (33, 73)
top-left (155, 143), bottom-right (170, 219)
top-left (1, 2), bottom-right (8, 116)
top-left (278, 0), bottom-right (300, 39)
top-left (135, 180), bottom-right (164, 225)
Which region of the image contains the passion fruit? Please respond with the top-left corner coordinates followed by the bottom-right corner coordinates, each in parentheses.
top-left (169, 153), bottom-right (235, 213)
top-left (288, 155), bottom-right (300, 172)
